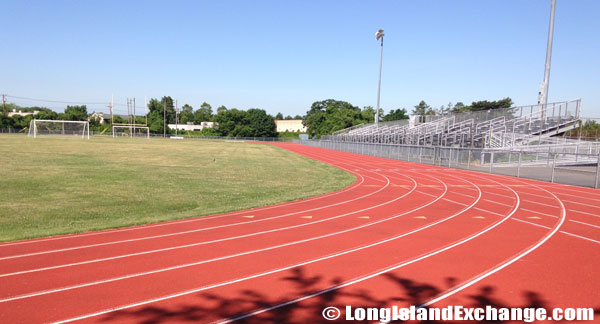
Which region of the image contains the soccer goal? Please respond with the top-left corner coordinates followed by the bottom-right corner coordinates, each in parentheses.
top-left (28, 119), bottom-right (90, 139)
top-left (112, 125), bottom-right (150, 138)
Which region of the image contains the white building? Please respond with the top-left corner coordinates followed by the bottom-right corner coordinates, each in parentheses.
top-left (168, 122), bottom-right (215, 131)
top-left (275, 120), bottom-right (306, 132)
top-left (8, 109), bottom-right (39, 117)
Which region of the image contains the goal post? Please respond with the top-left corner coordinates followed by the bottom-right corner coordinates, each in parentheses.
top-left (28, 119), bottom-right (90, 139)
top-left (112, 125), bottom-right (150, 138)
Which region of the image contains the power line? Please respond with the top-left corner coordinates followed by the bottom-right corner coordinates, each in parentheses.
top-left (6, 94), bottom-right (107, 105)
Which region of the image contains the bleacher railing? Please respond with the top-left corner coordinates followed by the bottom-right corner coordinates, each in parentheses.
top-left (329, 99), bottom-right (581, 149)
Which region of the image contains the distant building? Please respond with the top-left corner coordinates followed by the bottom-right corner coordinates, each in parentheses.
top-left (88, 112), bottom-right (105, 124)
top-left (168, 122), bottom-right (215, 131)
top-left (8, 109), bottom-right (39, 117)
top-left (275, 120), bottom-right (306, 132)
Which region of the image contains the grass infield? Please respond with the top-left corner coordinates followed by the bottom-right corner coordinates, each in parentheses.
top-left (0, 135), bottom-right (355, 242)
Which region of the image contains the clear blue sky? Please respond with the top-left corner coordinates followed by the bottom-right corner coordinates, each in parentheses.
top-left (2, 0), bottom-right (599, 117)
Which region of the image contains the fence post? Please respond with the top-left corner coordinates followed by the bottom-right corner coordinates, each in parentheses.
top-left (551, 154), bottom-right (557, 183)
top-left (489, 152), bottom-right (494, 173)
top-left (595, 153), bottom-right (600, 189)
top-left (517, 152), bottom-right (522, 178)
top-left (419, 147), bottom-right (423, 163)
top-left (467, 150), bottom-right (471, 169)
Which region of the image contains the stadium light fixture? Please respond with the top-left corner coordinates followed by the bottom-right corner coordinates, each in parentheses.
top-left (375, 29), bottom-right (385, 125)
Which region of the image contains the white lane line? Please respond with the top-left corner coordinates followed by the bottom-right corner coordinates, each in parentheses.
top-left (420, 173), bottom-right (565, 308)
top-left (416, 190), bottom-right (438, 198)
top-left (512, 218), bottom-right (552, 229)
top-left (562, 199), bottom-right (600, 209)
top-left (569, 209), bottom-right (600, 218)
top-left (552, 190), bottom-right (600, 202)
top-left (210, 174), bottom-right (519, 324)
top-left (0, 174), bottom-right (419, 278)
top-left (536, 183), bottom-right (600, 198)
top-left (523, 199), bottom-right (559, 208)
top-left (520, 208), bottom-right (558, 218)
top-left (362, 174), bottom-right (387, 183)
top-left (452, 191), bottom-right (476, 199)
top-left (483, 199), bottom-right (513, 208)
top-left (512, 219), bottom-right (600, 244)
top-left (50, 174), bottom-right (484, 324)
top-left (0, 155), bottom-right (367, 249)
top-left (522, 209), bottom-right (600, 230)
top-left (559, 231), bottom-right (600, 244)
top-left (0, 170), bottom-right (393, 261)
top-left (485, 191), bottom-right (516, 200)
top-left (517, 190), bottom-right (556, 200)
top-left (569, 219), bottom-right (600, 229)
top-left (474, 207), bottom-right (504, 217)
top-left (443, 198), bottom-right (468, 206)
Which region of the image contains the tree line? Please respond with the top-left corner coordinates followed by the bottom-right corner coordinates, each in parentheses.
top-left (1, 96), bottom-right (514, 138)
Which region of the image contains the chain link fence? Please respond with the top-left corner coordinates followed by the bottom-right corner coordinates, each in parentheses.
top-left (295, 139), bottom-right (600, 189)
top-left (0, 129), bottom-right (293, 142)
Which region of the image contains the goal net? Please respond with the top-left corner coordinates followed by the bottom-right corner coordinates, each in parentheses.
top-left (112, 125), bottom-right (150, 138)
top-left (28, 119), bottom-right (90, 139)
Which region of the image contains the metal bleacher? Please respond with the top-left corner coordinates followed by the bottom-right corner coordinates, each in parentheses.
top-left (327, 99), bottom-right (583, 150)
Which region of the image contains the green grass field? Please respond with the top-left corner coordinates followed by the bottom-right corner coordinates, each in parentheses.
top-left (0, 135), bottom-right (355, 242)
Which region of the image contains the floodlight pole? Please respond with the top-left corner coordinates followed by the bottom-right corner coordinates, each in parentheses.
top-left (175, 99), bottom-right (179, 137)
top-left (539, 0), bottom-right (556, 105)
top-left (375, 29), bottom-right (385, 125)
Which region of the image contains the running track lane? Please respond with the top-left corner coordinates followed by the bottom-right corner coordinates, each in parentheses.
top-left (0, 142), bottom-right (597, 323)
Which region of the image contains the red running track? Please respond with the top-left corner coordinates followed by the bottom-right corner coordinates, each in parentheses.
top-left (0, 142), bottom-right (598, 324)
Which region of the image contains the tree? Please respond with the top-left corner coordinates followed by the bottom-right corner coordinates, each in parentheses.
top-left (246, 109), bottom-right (277, 137)
top-left (361, 106), bottom-right (376, 123)
top-left (382, 108), bottom-right (409, 121)
top-left (146, 96), bottom-right (176, 133)
top-left (451, 102), bottom-right (467, 113)
top-left (180, 104), bottom-right (194, 124)
top-left (34, 109), bottom-right (58, 120)
top-left (0, 114), bottom-right (15, 129)
top-left (62, 105), bottom-right (88, 121)
top-left (212, 108), bottom-right (276, 137)
top-left (412, 101), bottom-right (434, 116)
top-left (213, 108), bottom-right (248, 136)
top-left (468, 97), bottom-right (513, 111)
top-left (303, 99), bottom-right (370, 137)
top-left (194, 102), bottom-right (213, 123)
top-left (148, 110), bottom-right (165, 134)
top-left (275, 112), bottom-right (284, 120)
top-left (216, 105), bottom-right (227, 114)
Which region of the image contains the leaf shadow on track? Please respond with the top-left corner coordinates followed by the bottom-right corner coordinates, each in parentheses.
top-left (99, 267), bottom-right (599, 324)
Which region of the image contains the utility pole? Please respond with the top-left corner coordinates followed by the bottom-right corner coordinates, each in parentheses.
top-left (539, 0), bottom-right (556, 105)
top-left (127, 98), bottom-right (132, 137)
top-left (111, 95), bottom-right (114, 126)
top-left (2, 94), bottom-right (6, 115)
top-left (175, 99), bottom-right (179, 137)
top-left (163, 99), bottom-right (166, 138)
